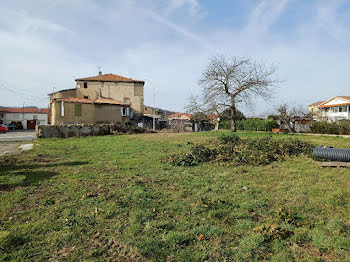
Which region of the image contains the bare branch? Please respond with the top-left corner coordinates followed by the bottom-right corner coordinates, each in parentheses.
top-left (188, 54), bottom-right (280, 132)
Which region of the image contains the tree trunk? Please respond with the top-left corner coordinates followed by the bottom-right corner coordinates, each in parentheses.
top-left (230, 97), bottom-right (236, 132)
top-left (284, 118), bottom-right (296, 133)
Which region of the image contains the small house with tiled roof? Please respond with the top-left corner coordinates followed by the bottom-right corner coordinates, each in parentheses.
top-left (49, 71), bottom-right (144, 125)
top-left (0, 107), bottom-right (49, 129)
top-left (308, 96), bottom-right (350, 121)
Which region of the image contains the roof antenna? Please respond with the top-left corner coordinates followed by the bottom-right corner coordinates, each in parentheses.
top-left (97, 66), bottom-right (102, 76)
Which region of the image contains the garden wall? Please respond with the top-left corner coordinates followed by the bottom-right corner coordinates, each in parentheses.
top-left (36, 124), bottom-right (113, 138)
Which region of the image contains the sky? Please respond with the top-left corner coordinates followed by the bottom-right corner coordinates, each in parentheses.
top-left (1, 0), bottom-right (350, 116)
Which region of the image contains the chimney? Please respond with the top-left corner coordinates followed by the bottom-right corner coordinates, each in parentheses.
top-left (99, 71), bottom-right (102, 76)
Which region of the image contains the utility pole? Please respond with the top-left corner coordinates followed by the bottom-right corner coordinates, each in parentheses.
top-left (23, 102), bottom-right (25, 128)
top-left (153, 85), bottom-right (155, 131)
top-left (144, 79), bottom-right (156, 131)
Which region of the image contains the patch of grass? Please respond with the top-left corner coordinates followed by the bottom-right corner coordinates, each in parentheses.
top-left (0, 131), bottom-right (350, 261)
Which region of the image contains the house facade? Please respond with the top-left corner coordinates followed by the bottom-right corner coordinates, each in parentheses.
top-left (307, 101), bottom-right (325, 120)
top-left (0, 108), bottom-right (49, 129)
top-left (50, 97), bottom-right (130, 125)
top-left (49, 72), bottom-right (145, 125)
top-left (168, 113), bottom-right (192, 121)
top-left (309, 96), bottom-right (350, 122)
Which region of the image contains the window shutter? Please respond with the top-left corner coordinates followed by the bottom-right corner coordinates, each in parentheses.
top-left (121, 107), bottom-right (124, 116)
top-left (127, 107), bottom-right (130, 116)
top-left (61, 101), bottom-right (64, 116)
top-left (75, 104), bottom-right (82, 116)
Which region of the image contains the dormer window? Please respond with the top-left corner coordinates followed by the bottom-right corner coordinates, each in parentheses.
top-left (83, 82), bottom-right (88, 88)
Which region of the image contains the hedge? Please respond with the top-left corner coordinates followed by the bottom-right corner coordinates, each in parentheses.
top-left (219, 119), bottom-right (279, 131)
top-left (310, 121), bottom-right (350, 135)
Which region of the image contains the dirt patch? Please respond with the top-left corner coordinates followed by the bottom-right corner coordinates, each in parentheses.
top-left (0, 142), bottom-right (20, 156)
top-left (87, 232), bottom-right (145, 261)
top-left (33, 154), bottom-right (55, 163)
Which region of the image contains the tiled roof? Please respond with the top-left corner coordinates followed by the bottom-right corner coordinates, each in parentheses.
top-left (48, 88), bottom-right (76, 96)
top-left (308, 101), bottom-right (325, 106)
top-left (55, 97), bottom-right (92, 103)
top-left (319, 102), bottom-right (350, 108)
top-left (338, 96), bottom-right (350, 100)
top-left (208, 114), bottom-right (219, 120)
top-left (0, 107), bottom-right (49, 114)
top-left (54, 97), bottom-right (129, 106)
top-left (168, 113), bottom-right (192, 119)
top-left (95, 98), bottom-right (129, 105)
top-left (75, 73), bottom-right (144, 83)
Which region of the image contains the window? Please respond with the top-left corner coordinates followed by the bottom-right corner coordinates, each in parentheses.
top-left (83, 82), bottom-right (88, 88)
top-left (121, 107), bottom-right (127, 116)
top-left (84, 96), bottom-right (89, 99)
top-left (101, 82), bottom-right (104, 87)
top-left (33, 115), bottom-right (38, 119)
top-left (75, 104), bottom-right (82, 116)
top-left (61, 101), bottom-right (64, 116)
top-left (14, 114), bottom-right (19, 119)
top-left (339, 107), bottom-right (343, 112)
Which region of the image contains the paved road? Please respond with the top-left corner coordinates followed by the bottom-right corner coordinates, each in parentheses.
top-left (0, 130), bottom-right (36, 142)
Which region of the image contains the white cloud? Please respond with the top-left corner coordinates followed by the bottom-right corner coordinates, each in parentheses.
top-left (316, 0), bottom-right (347, 43)
top-left (244, 0), bottom-right (290, 36)
top-left (0, 9), bottom-right (71, 34)
top-left (143, 9), bottom-right (213, 50)
top-left (166, 0), bottom-right (201, 17)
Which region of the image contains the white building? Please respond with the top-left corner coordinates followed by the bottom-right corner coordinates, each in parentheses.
top-left (309, 96), bottom-right (350, 122)
top-left (0, 107), bottom-right (49, 129)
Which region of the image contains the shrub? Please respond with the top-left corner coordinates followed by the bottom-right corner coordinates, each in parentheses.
top-left (219, 119), bottom-right (279, 131)
top-left (113, 122), bottom-right (146, 134)
top-left (218, 134), bottom-right (241, 144)
top-left (310, 120), bottom-right (350, 135)
top-left (166, 134), bottom-right (314, 166)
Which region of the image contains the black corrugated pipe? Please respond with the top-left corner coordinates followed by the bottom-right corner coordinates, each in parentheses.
top-left (313, 146), bottom-right (350, 162)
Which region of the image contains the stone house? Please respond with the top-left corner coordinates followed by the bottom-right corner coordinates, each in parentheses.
top-left (168, 113), bottom-right (192, 132)
top-left (49, 72), bottom-right (145, 125)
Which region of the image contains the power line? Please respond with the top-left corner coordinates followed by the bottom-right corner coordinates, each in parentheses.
top-left (0, 82), bottom-right (49, 100)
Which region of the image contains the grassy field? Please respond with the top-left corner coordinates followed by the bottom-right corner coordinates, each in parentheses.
top-left (1, 131), bottom-right (350, 261)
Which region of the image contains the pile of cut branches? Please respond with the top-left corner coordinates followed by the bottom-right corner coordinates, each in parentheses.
top-left (166, 134), bottom-right (314, 166)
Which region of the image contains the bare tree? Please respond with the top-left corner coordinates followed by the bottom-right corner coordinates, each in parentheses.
top-left (277, 103), bottom-right (314, 133)
top-left (185, 94), bottom-right (223, 123)
top-left (277, 103), bottom-right (298, 133)
top-left (192, 54), bottom-right (279, 132)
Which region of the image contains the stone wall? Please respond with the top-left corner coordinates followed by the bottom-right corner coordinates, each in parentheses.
top-left (36, 124), bottom-right (113, 138)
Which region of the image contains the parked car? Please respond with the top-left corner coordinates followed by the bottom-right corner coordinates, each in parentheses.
top-left (4, 123), bottom-right (17, 130)
top-left (0, 125), bottom-right (8, 133)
